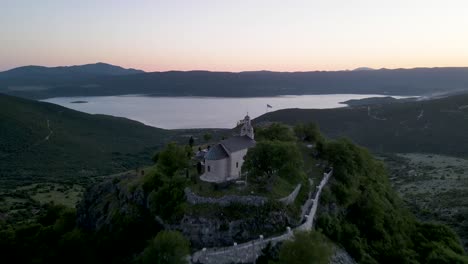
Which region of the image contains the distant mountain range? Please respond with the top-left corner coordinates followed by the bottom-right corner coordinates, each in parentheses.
top-left (353, 67), bottom-right (375, 71)
top-left (0, 62), bottom-right (144, 78)
top-left (1, 63), bottom-right (468, 99)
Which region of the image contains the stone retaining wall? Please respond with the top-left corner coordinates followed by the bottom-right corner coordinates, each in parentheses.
top-left (186, 182), bottom-right (304, 207)
top-left (184, 188), bottom-right (268, 207)
top-left (278, 184), bottom-right (301, 205)
top-left (191, 170), bottom-right (333, 264)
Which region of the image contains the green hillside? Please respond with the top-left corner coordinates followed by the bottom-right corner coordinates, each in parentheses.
top-left (254, 93), bottom-right (468, 156)
top-left (0, 93), bottom-right (173, 190)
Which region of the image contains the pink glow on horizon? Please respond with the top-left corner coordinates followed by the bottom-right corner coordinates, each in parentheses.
top-left (2, 1), bottom-right (468, 72)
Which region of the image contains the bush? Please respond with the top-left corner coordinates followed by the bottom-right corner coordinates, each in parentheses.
top-left (255, 123), bottom-right (296, 142)
top-left (148, 178), bottom-right (187, 220)
top-left (243, 141), bottom-right (304, 189)
top-left (317, 138), bottom-right (468, 263)
top-left (139, 230), bottom-right (190, 264)
top-left (275, 231), bottom-right (332, 264)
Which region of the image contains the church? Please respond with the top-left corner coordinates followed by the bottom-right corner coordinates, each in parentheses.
top-left (200, 115), bottom-right (256, 183)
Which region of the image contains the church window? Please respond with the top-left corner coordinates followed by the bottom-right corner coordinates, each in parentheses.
top-left (207, 166), bottom-right (211, 172)
top-left (236, 162), bottom-right (239, 168)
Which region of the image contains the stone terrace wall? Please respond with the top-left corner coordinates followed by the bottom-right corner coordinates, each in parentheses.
top-left (186, 182), bottom-right (304, 207)
top-left (191, 170), bottom-right (333, 264)
top-left (278, 184), bottom-right (301, 205)
top-left (184, 188), bottom-right (268, 207)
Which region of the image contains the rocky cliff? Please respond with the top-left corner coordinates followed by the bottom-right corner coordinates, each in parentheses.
top-left (76, 171), bottom-right (295, 250)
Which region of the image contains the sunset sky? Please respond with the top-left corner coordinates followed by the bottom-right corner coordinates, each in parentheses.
top-left (1, 0), bottom-right (468, 72)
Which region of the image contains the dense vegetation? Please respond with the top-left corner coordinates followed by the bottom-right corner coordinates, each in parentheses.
top-left (255, 93), bottom-right (468, 156)
top-left (139, 230), bottom-right (190, 264)
top-left (2, 116), bottom-right (467, 263)
top-left (0, 143), bottom-right (193, 264)
top-left (3, 64), bottom-right (468, 99)
top-left (317, 138), bottom-right (468, 263)
top-left (0, 93), bottom-right (172, 190)
top-left (275, 231), bottom-right (332, 264)
top-left (0, 93), bottom-right (225, 190)
top-left (384, 153), bottom-right (468, 250)
top-left (0, 93), bottom-right (228, 236)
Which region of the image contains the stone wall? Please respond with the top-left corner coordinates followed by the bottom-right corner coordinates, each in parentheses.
top-left (203, 157), bottom-right (228, 182)
top-left (185, 188), bottom-right (268, 207)
top-left (191, 170), bottom-right (333, 264)
top-left (186, 181), bottom-right (305, 208)
top-left (330, 247), bottom-right (357, 264)
top-left (278, 184), bottom-right (301, 205)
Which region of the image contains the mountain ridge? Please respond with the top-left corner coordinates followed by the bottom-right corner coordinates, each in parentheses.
top-left (0, 62), bottom-right (144, 78)
top-left (253, 93), bottom-right (468, 156)
top-left (2, 64), bottom-right (468, 99)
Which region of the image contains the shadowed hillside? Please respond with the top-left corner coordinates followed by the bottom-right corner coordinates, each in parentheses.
top-left (254, 93), bottom-right (468, 156)
top-left (0, 93), bottom-right (171, 189)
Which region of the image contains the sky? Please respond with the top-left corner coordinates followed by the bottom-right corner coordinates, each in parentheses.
top-left (1, 0), bottom-right (468, 72)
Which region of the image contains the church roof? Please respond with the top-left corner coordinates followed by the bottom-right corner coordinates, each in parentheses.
top-left (204, 144), bottom-right (229, 160)
top-left (220, 135), bottom-right (255, 153)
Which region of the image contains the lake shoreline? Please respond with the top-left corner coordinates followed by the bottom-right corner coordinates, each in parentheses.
top-left (42, 94), bottom-right (409, 129)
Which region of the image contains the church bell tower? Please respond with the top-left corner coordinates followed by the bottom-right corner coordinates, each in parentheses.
top-left (240, 114), bottom-right (254, 139)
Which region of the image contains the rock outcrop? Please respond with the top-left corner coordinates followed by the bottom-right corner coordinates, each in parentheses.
top-left (76, 172), bottom-right (148, 232)
top-left (330, 247), bottom-right (357, 264)
top-left (173, 210), bottom-right (292, 249)
top-left (77, 172), bottom-right (295, 249)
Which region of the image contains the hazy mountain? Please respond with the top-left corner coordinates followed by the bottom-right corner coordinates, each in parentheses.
top-left (2, 65), bottom-right (468, 99)
top-left (353, 67), bottom-right (375, 71)
top-left (0, 62), bottom-right (144, 78)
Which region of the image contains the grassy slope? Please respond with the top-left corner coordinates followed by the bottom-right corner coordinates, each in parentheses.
top-left (0, 93), bottom-right (173, 189)
top-left (384, 153), bottom-right (468, 249)
top-left (254, 93), bottom-right (468, 156)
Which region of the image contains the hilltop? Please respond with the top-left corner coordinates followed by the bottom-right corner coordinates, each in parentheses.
top-left (2, 122), bottom-right (466, 264)
top-left (2, 65), bottom-right (468, 98)
top-left (0, 62), bottom-right (144, 78)
top-left (254, 93), bottom-right (468, 156)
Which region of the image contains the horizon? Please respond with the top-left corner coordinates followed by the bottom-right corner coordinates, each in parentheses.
top-left (2, 1), bottom-right (468, 72)
top-left (3, 61), bottom-right (468, 74)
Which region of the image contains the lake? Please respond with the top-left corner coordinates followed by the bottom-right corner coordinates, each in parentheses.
top-left (43, 94), bottom-right (402, 129)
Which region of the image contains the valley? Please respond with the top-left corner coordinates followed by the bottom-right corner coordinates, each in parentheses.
top-left (384, 153), bottom-right (468, 249)
top-left (4, 2), bottom-right (468, 262)
top-left (2, 91), bottom-right (468, 263)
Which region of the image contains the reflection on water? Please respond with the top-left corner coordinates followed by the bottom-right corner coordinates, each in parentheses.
top-left (43, 94), bottom-right (400, 129)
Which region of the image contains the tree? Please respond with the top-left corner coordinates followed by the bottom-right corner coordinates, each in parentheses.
top-left (203, 133), bottom-right (212, 142)
top-left (139, 230), bottom-right (190, 264)
top-left (243, 141), bottom-right (304, 188)
top-left (255, 123), bottom-right (296, 142)
top-left (276, 231), bottom-right (332, 264)
top-left (294, 123), bottom-right (322, 143)
top-left (148, 178), bottom-right (186, 219)
top-left (188, 136), bottom-right (194, 147)
top-left (156, 142), bottom-right (189, 177)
